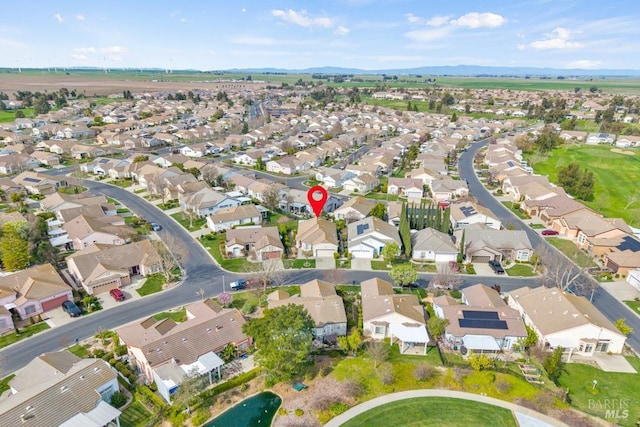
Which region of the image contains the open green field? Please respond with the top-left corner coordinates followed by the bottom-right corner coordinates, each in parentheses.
top-left (527, 145), bottom-right (640, 226)
top-left (0, 108), bottom-right (34, 122)
top-left (341, 397), bottom-right (517, 427)
top-left (558, 357), bottom-right (640, 426)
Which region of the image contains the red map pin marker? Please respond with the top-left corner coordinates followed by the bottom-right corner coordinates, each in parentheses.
top-left (307, 186), bottom-right (328, 217)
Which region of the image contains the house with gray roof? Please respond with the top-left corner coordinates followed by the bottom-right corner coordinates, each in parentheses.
top-left (454, 228), bottom-right (533, 263)
top-left (347, 216), bottom-right (401, 259)
top-left (411, 228), bottom-right (458, 263)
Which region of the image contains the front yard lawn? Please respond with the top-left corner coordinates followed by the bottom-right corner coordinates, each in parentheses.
top-left (136, 274), bottom-right (166, 296)
top-left (501, 202), bottom-right (529, 220)
top-left (58, 185), bottom-right (88, 195)
top-left (111, 178), bottom-right (134, 188)
top-left (68, 344), bottom-right (91, 358)
top-left (153, 308), bottom-right (187, 323)
top-left (0, 374), bottom-right (15, 395)
top-left (359, 193), bottom-right (398, 201)
top-left (371, 259), bottom-right (410, 271)
top-left (0, 322), bottom-right (50, 349)
top-left (505, 263), bottom-right (537, 277)
top-left (546, 238), bottom-right (597, 268)
top-left (558, 357), bottom-right (640, 426)
top-left (157, 200), bottom-right (179, 210)
top-left (120, 401), bottom-right (153, 427)
top-left (170, 212), bottom-right (207, 231)
top-left (284, 259), bottom-right (316, 269)
top-left (623, 300), bottom-right (640, 314)
top-left (200, 233), bottom-right (254, 272)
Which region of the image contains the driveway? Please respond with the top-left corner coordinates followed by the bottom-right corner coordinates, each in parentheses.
top-left (590, 354), bottom-right (637, 373)
top-left (351, 258), bottom-right (372, 271)
top-left (316, 257), bottom-right (335, 270)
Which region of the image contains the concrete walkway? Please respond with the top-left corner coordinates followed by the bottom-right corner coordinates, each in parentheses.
top-left (325, 389), bottom-right (569, 427)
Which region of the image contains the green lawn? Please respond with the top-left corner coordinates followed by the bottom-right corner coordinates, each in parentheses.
top-left (501, 202), bottom-right (529, 220)
top-left (153, 308), bottom-right (187, 323)
top-left (157, 200), bottom-right (179, 210)
top-left (200, 233), bottom-right (254, 272)
top-left (342, 397), bottom-right (517, 427)
top-left (623, 300), bottom-right (640, 314)
top-left (0, 108), bottom-right (35, 122)
top-left (505, 264), bottom-right (537, 277)
top-left (546, 238), bottom-right (597, 268)
top-left (136, 274), bottom-right (166, 296)
top-left (133, 188), bottom-right (146, 194)
top-left (120, 401), bottom-right (153, 427)
top-left (111, 178), bottom-right (134, 188)
top-left (357, 193), bottom-right (398, 201)
top-left (526, 145), bottom-right (640, 226)
top-left (0, 374), bottom-right (15, 394)
top-left (371, 259), bottom-right (410, 271)
top-left (284, 259), bottom-right (316, 269)
top-left (58, 185), bottom-right (88, 195)
top-left (0, 322), bottom-right (50, 349)
top-left (68, 344), bottom-right (91, 358)
top-left (558, 357), bottom-right (640, 426)
top-left (170, 212), bottom-right (207, 231)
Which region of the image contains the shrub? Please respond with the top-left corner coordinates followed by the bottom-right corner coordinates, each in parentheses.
top-left (295, 408), bottom-right (304, 416)
top-left (135, 385), bottom-right (167, 411)
top-left (241, 301), bottom-right (256, 315)
top-left (240, 383), bottom-right (249, 392)
top-left (413, 364), bottom-right (436, 381)
top-left (114, 344), bottom-right (128, 357)
top-left (449, 290), bottom-right (462, 299)
top-left (93, 349), bottom-right (106, 359)
top-left (278, 408), bottom-right (288, 416)
top-left (114, 361), bottom-right (126, 372)
top-left (191, 408), bottom-right (211, 426)
top-left (468, 354), bottom-right (495, 371)
top-left (127, 374), bottom-right (137, 385)
top-left (320, 365), bottom-right (333, 377)
top-left (379, 364), bottom-right (395, 385)
top-left (329, 402), bottom-right (349, 417)
top-left (110, 391), bottom-right (127, 408)
top-left (108, 358), bottom-right (117, 366)
top-left (495, 379), bottom-right (512, 393)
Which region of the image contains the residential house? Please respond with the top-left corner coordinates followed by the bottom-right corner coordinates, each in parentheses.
top-left (30, 150), bottom-right (60, 166)
top-left (296, 217), bottom-right (338, 258)
top-left (343, 173), bottom-right (379, 194)
top-left (12, 171), bottom-right (68, 195)
top-left (116, 300), bottom-right (250, 403)
top-left (0, 351), bottom-right (121, 427)
top-left (267, 279), bottom-right (347, 342)
top-left (345, 163), bottom-right (381, 177)
top-left (67, 240), bottom-right (162, 295)
top-left (406, 167), bottom-right (439, 186)
top-left (280, 189), bottom-right (341, 216)
top-left (0, 306), bottom-right (12, 336)
top-left (331, 196), bottom-right (376, 222)
top-left (507, 287), bottom-right (626, 355)
top-left (429, 179), bottom-right (469, 202)
top-left (347, 216), bottom-right (401, 259)
top-left (388, 178), bottom-right (424, 199)
top-left (360, 278), bottom-right (429, 354)
top-left (449, 202), bottom-right (502, 230)
top-left (586, 133), bottom-right (615, 145)
top-left (206, 204), bottom-right (261, 232)
top-left (71, 145), bottom-right (106, 160)
top-left (0, 154), bottom-right (40, 175)
top-left (455, 227), bottom-right (534, 263)
top-left (265, 156), bottom-right (310, 175)
top-left (316, 168), bottom-right (355, 189)
top-left (0, 263), bottom-right (72, 321)
top-left (224, 226), bottom-right (284, 261)
top-left (178, 187), bottom-right (241, 217)
top-left (411, 228), bottom-right (458, 263)
top-left (63, 214), bottom-right (135, 250)
top-left (522, 194), bottom-right (590, 225)
top-left (433, 284), bottom-right (527, 353)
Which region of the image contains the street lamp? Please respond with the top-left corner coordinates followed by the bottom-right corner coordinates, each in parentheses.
top-left (222, 274), bottom-right (225, 292)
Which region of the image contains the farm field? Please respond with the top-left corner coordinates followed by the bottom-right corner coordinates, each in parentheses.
top-left (527, 145), bottom-right (640, 226)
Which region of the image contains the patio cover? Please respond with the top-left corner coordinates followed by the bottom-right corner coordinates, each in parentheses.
top-left (390, 323), bottom-right (430, 355)
top-left (180, 351), bottom-right (225, 376)
top-left (60, 401), bottom-right (121, 427)
top-left (462, 335), bottom-right (501, 351)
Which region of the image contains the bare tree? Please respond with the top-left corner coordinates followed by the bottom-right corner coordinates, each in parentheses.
top-left (153, 236), bottom-right (186, 283)
top-left (263, 186), bottom-right (280, 212)
top-left (151, 175), bottom-right (169, 204)
top-left (536, 243), bottom-right (594, 294)
top-left (366, 341), bottom-right (389, 369)
top-left (249, 259), bottom-right (286, 292)
top-left (429, 262), bottom-right (462, 290)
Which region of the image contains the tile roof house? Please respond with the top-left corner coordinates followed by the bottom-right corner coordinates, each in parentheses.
top-left (267, 279), bottom-right (347, 342)
top-left (330, 196), bottom-right (376, 221)
top-left (116, 300), bottom-right (250, 403)
top-left (347, 216), bottom-right (401, 259)
top-left (429, 178), bottom-right (469, 202)
top-left (388, 178), bottom-right (424, 198)
top-left (360, 278), bottom-right (429, 354)
top-left (454, 228), bottom-right (534, 263)
top-left (296, 217), bottom-right (338, 258)
top-left (178, 187), bottom-right (241, 217)
top-left (411, 228), bottom-right (458, 263)
top-left (12, 171), bottom-right (68, 195)
top-left (66, 240), bottom-right (162, 295)
top-left (0, 263), bottom-right (72, 322)
top-left (449, 201), bottom-right (502, 230)
top-left (507, 287), bottom-right (626, 355)
top-left (343, 173), bottom-right (379, 194)
top-left (206, 204), bottom-right (261, 232)
top-left (0, 351), bottom-right (121, 427)
top-left (224, 226), bottom-right (284, 261)
top-left (63, 214), bottom-right (135, 250)
top-left (433, 284), bottom-right (527, 353)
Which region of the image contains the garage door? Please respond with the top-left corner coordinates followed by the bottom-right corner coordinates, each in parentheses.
top-left (316, 249), bottom-right (335, 258)
top-left (262, 251), bottom-right (281, 259)
top-left (93, 281), bottom-right (119, 295)
top-left (42, 295), bottom-right (70, 312)
top-left (350, 249), bottom-right (371, 259)
top-left (471, 255), bottom-right (491, 263)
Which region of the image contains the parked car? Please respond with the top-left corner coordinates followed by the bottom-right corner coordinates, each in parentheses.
top-left (109, 288), bottom-right (126, 301)
top-left (488, 260), bottom-right (505, 275)
top-left (541, 229), bottom-right (559, 236)
top-left (230, 279), bottom-right (247, 290)
top-left (62, 300), bottom-right (82, 317)
top-left (150, 222), bottom-right (162, 231)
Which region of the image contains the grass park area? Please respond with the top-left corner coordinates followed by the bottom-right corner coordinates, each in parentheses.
top-left (136, 274), bottom-right (166, 296)
top-left (527, 145), bottom-right (640, 226)
top-left (558, 357), bottom-right (640, 426)
top-left (624, 300), bottom-right (640, 314)
top-left (546, 238), bottom-right (597, 268)
top-left (120, 401), bottom-right (153, 427)
top-left (0, 108), bottom-right (35, 122)
top-left (170, 212), bottom-right (207, 231)
top-left (0, 322), bottom-right (50, 349)
top-left (342, 397), bottom-right (517, 427)
top-left (505, 263), bottom-right (537, 277)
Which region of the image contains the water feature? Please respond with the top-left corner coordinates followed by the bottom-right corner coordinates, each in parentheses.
top-left (204, 391), bottom-right (282, 427)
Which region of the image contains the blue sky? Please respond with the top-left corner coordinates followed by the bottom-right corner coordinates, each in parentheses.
top-left (1, 0), bottom-right (638, 70)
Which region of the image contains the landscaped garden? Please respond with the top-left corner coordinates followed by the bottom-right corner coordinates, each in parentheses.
top-left (284, 259), bottom-right (316, 269)
top-left (199, 232), bottom-right (254, 272)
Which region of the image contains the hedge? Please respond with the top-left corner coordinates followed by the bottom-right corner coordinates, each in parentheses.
top-left (135, 385), bottom-right (167, 411)
top-left (199, 368), bottom-right (260, 406)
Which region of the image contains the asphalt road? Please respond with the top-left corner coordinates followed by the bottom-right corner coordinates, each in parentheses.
top-left (458, 139), bottom-right (640, 353)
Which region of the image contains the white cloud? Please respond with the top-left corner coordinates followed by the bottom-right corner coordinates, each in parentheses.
top-left (53, 13), bottom-right (63, 23)
top-left (180, 18), bottom-right (188, 23)
top-left (566, 59), bottom-right (602, 69)
top-left (74, 47), bottom-right (96, 54)
top-left (72, 54), bottom-right (88, 60)
top-left (334, 26), bottom-right (350, 36)
top-left (241, 8), bottom-right (246, 13)
top-left (229, 36), bottom-right (276, 46)
top-left (405, 13), bottom-right (423, 24)
top-left (271, 9), bottom-right (333, 29)
top-left (427, 15), bottom-right (451, 27)
top-left (404, 27), bottom-right (452, 42)
top-left (76, 14), bottom-right (85, 21)
top-left (450, 12), bottom-right (506, 29)
top-left (519, 27), bottom-right (582, 50)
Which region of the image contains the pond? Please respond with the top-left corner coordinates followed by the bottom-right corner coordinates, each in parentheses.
top-left (204, 391), bottom-right (282, 427)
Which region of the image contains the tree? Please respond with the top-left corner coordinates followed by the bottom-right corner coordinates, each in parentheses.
top-left (133, 155), bottom-right (149, 163)
top-left (366, 341), bottom-right (389, 369)
top-left (518, 325), bottom-right (538, 351)
top-left (171, 368), bottom-right (207, 414)
top-left (242, 122), bottom-right (249, 134)
top-left (263, 186), bottom-right (280, 212)
top-left (0, 221), bottom-right (30, 271)
top-left (221, 343), bottom-right (237, 363)
top-left (337, 328), bottom-right (362, 356)
top-left (427, 316), bottom-right (448, 341)
top-left (255, 157), bottom-right (264, 171)
top-left (217, 291), bottom-right (233, 307)
top-left (14, 110), bottom-right (25, 119)
top-left (543, 346), bottom-right (564, 383)
top-left (381, 242), bottom-right (400, 267)
top-left (369, 202), bottom-right (386, 220)
top-left (429, 262), bottom-right (462, 290)
top-left (389, 263), bottom-right (418, 287)
top-left (615, 318), bottom-right (634, 336)
top-left (33, 96), bottom-right (50, 115)
top-left (249, 258), bottom-right (286, 292)
top-left (243, 304), bottom-right (314, 385)
top-left (152, 237), bottom-right (185, 283)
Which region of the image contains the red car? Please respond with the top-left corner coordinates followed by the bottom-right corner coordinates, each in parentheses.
top-left (541, 229), bottom-right (559, 236)
top-left (109, 289), bottom-right (126, 301)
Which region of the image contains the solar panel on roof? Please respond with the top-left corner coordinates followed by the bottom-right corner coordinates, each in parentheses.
top-left (462, 310), bottom-right (499, 320)
top-left (459, 319), bottom-right (508, 330)
top-left (23, 177), bottom-right (41, 183)
top-left (506, 160), bottom-right (515, 167)
top-left (459, 206), bottom-right (477, 218)
top-left (99, 158), bottom-right (109, 163)
top-left (617, 236), bottom-right (640, 252)
top-left (356, 223), bottom-right (370, 235)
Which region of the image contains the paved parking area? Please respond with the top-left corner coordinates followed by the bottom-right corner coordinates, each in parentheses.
top-left (473, 262), bottom-right (502, 277)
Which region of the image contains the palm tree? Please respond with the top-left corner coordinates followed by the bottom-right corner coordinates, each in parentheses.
top-left (221, 343), bottom-right (236, 363)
